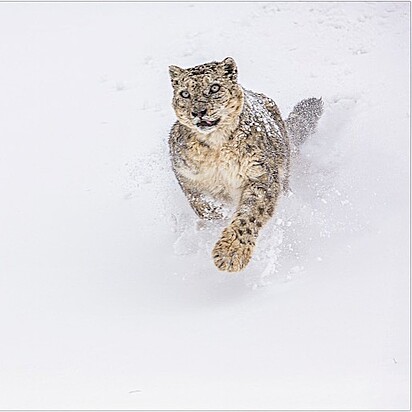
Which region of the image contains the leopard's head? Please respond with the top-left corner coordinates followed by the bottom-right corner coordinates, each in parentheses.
top-left (169, 57), bottom-right (244, 134)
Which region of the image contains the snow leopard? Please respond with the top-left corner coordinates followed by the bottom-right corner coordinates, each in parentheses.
top-left (168, 57), bottom-right (323, 272)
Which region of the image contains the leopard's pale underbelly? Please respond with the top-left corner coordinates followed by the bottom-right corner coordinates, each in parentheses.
top-left (178, 159), bottom-right (244, 205)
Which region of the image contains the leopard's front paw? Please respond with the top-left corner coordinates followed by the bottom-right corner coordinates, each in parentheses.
top-left (195, 202), bottom-right (224, 221)
top-left (212, 225), bottom-right (255, 272)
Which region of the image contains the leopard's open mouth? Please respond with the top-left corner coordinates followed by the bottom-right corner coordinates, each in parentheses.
top-left (197, 118), bottom-right (220, 130)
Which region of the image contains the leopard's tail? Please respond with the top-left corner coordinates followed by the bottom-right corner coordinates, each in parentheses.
top-left (285, 97), bottom-right (323, 149)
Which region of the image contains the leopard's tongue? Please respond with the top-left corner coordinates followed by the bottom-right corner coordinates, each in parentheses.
top-left (200, 119), bottom-right (214, 127)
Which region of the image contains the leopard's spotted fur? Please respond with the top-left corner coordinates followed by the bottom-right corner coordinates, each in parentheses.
top-left (168, 57), bottom-right (323, 272)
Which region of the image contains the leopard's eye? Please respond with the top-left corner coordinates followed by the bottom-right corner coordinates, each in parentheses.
top-left (210, 84), bottom-right (220, 94)
top-left (180, 90), bottom-right (190, 98)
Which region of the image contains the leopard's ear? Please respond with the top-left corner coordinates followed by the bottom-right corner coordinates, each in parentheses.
top-left (169, 65), bottom-right (184, 82)
top-left (221, 57), bottom-right (238, 82)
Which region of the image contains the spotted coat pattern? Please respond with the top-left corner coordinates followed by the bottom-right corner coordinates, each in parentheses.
top-left (168, 57), bottom-right (321, 272)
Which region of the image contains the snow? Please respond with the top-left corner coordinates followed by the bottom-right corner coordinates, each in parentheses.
top-left (0, 2), bottom-right (409, 409)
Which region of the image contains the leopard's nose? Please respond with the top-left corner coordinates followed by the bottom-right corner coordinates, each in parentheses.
top-left (192, 109), bottom-right (207, 118)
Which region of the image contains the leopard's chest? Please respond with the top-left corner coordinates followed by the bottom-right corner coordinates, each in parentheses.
top-left (178, 145), bottom-right (245, 204)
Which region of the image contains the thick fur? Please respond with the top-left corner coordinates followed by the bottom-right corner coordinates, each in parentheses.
top-left (168, 57), bottom-right (323, 272)
top-left (286, 97), bottom-right (324, 150)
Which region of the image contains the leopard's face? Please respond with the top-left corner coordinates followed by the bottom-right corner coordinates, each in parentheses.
top-left (169, 57), bottom-right (244, 134)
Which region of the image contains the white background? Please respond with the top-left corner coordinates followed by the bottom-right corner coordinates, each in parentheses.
top-left (0, 2), bottom-right (409, 409)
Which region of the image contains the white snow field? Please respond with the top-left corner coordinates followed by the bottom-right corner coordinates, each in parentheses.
top-left (0, 2), bottom-right (409, 410)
